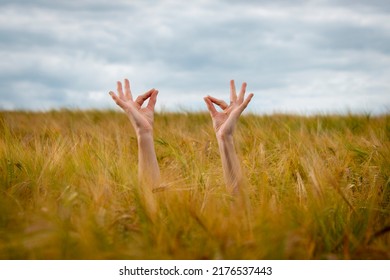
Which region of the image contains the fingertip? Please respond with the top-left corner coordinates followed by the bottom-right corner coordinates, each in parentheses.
top-left (246, 94), bottom-right (254, 103)
top-left (242, 94), bottom-right (254, 108)
top-left (109, 91), bottom-right (116, 98)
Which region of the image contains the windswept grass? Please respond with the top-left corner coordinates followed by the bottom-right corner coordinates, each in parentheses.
top-left (0, 110), bottom-right (389, 259)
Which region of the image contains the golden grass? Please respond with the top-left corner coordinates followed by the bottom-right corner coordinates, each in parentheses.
top-left (0, 110), bottom-right (389, 259)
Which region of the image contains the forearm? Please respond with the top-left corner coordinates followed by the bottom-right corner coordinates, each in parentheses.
top-left (216, 133), bottom-right (243, 194)
top-left (137, 131), bottom-right (160, 188)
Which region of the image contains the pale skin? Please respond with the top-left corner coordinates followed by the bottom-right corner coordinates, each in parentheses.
top-left (204, 80), bottom-right (254, 194)
top-left (109, 79), bottom-right (253, 195)
top-left (109, 79), bottom-right (160, 189)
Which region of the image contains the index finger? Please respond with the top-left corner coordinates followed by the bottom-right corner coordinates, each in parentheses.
top-left (135, 89), bottom-right (156, 107)
top-left (146, 90), bottom-right (159, 111)
top-left (204, 96), bottom-right (217, 117)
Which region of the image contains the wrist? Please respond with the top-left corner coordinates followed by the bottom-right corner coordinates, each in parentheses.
top-left (136, 129), bottom-right (154, 139)
top-left (216, 131), bottom-right (234, 143)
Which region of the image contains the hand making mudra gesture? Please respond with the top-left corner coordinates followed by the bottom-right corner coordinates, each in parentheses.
top-left (109, 79), bottom-right (254, 195)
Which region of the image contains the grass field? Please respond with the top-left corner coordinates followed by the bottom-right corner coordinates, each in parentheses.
top-left (0, 110), bottom-right (389, 259)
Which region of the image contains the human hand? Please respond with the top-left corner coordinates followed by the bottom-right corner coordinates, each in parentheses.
top-left (109, 79), bottom-right (158, 135)
top-left (204, 80), bottom-right (254, 138)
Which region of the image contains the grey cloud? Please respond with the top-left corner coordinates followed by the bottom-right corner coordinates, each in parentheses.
top-left (0, 0), bottom-right (389, 114)
top-left (0, 0), bottom-right (134, 11)
top-left (326, 0), bottom-right (390, 12)
top-left (315, 25), bottom-right (390, 54)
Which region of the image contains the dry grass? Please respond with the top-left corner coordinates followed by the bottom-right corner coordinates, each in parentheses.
top-left (0, 110), bottom-right (389, 259)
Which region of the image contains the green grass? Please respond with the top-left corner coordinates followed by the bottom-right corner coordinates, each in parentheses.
top-left (0, 110), bottom-right (389, 259)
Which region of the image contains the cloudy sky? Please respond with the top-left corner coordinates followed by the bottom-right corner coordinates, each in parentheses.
top-left (1, 0), bottom-right (389, 114)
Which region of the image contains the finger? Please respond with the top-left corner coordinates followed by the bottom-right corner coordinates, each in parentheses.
top-left (124, 79), bottom-right (133, 100)
top-left (147, 90), bottom-right (158, 111)
top-left (238, 82), bottom-right (247, 103)
top-left (135, 89), bottom-right (155, 106)
top-left (203, 96), bottom-right (217, 117)
top-left (109, 91), bottom-right (127, 110)
top-left (238, 93), bottom-right (254, 114)
top-left (208, 96), bottom-right (228, 110)
top-left (117, 81), bottom-right (124, 99)
top-left (230, 80), bottom-right (237, 103)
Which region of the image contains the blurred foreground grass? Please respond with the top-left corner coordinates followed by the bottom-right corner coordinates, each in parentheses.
top-left (0, 110), bottom-right (389, 259)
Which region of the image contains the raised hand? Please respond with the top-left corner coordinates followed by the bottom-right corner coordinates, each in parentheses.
top-left (109, 79), bottom-right (158, 135)
top-left (204, 80), bottom-right (254, 138)
top-left (204, 80), bottom-right (254, 194)
top-left (109, 79), bottom-right (161, 214)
